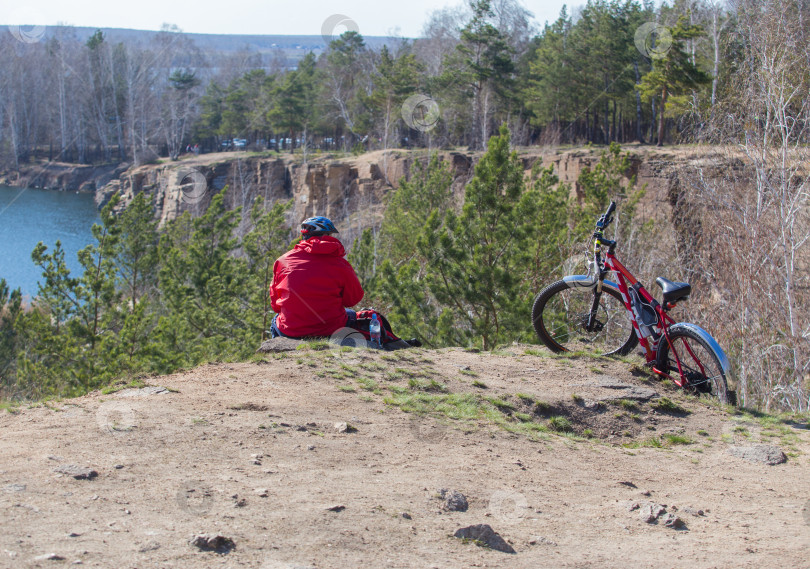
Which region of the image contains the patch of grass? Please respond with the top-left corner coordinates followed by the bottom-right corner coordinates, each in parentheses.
top-left (662, 433), bottom-right (693, 446)
top-left (515, 412), bottom-right (533, 422)
top-left (0, 401), bottom-right (21, 414)
top-left (571, 394), bottom-right (584, 403)
top-left (516, 393), bottom-right (534, 403)
top-left (338, 385), bottom-right (356, 393)
top-left (624, 437), bottom-right (664, 449)
top-left (548, 416), bottom-right (573, 433)
top-left (408, 378), bottom-right (448, 393)
top-left (384, 370), bottom-right (404, 381)
top-left (733, 425), bottom-right (751, 437)
top-left (651, 397), bottom-right (689, 414)
top-left (191, 417), bottom-right (208, 425)
top-left (458, 368), bottom-right (479, 377)
top-left (359, 395), bottom-right (374, 402)
top-left (101, 378), bottom-right (147, 395)
top-left (660, 379), bottom-right (675, 389)
top-left (534, 400), bottom-right (553, 415)
top-left (361, 361), bottom-right (386, 372)
top-left (487, 398), bottom-right (516, 413)
top-left (472, 380), bottom-right (488, 389)
top-left (356, 377), bottom-right (379, 392)
top-left (396, 367), bottom-right (431, 379)
top-left (697, 429), bottom-right (710, 437)
top-left (630, 413), bottom-right (643, 423)
top-left (523, 348), bottom-right (545, 356)
top-left (616, 399), bottom-right (639, 411)
top-left (583, 428), bottom-right (594, 438)
top-left (297, 340), bottom-right (331, 351)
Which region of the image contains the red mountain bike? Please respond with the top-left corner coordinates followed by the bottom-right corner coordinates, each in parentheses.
top-left (531, 201), bottom-right (735, 405)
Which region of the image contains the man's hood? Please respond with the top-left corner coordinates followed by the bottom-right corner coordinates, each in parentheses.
top-left (294, 235), bottom-right (346, 257)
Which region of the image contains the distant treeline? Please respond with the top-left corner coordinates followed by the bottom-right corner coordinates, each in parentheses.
top-left (1, 0), bottom-right (734, 167)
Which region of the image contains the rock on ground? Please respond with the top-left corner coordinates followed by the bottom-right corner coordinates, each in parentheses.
top-left (727, 445), bottom-right (787, 465)
top-left (53, 465), bottom-right (98, 480)
top-left (188, 534), bottom-right (235, 552)
top-left (439, 489), bottom-right (469, 512)
top-left (257, 337), bottom-right (304, 353)
top-left (453, 524), bottom-right (516, 554)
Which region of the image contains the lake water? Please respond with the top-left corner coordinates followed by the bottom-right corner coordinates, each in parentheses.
top-left (0, 185), bottom-right (100, 298)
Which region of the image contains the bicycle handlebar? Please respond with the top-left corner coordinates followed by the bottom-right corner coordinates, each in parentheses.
top-left (595, 201), bottom-right (616, 231)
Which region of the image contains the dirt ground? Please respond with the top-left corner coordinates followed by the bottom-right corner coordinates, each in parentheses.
top-left (1, 345), bottom-right (808, 569)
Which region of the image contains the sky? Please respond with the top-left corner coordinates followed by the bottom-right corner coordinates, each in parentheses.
top-left (1, 0), bottom-right (573, 38)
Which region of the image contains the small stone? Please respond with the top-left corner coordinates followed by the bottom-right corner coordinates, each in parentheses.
top-left (638, 502), bottom-right (666, 524)
top-left (640, 490), bottom-right (651, 497)
top-left (528, 536), bottom-right (557, 546)
top-left (661, 513), bottom-right (687, 529)
top-left (326, 505), bottom-right (346, 512)
top-left (401, 512), bottom-right (412, 520)
top-left (114, 465), bottom-right (124, 469)
top-left (34, 553), bottom-right (66, 561)
top-left (439, 489), bottom-right (469, 512)
top-left (54, 465), bottom-right (98, 480)
top-left (682, 507), bottom-right (705, 517)
top-left (68, 532), bottom-right (81, 538)
top-left (254, 488), bottom-right (269, 497)
top-left (334, 422), bottom-right (357, 433)
top-left (307, 445), bottom-right (316, 451)
top-left (453, 524), bottom-right (516, 554)
top-left (189, 534), bottom-right (235, 552)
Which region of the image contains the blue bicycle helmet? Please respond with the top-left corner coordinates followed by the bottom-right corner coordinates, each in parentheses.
top-left (301, 216), bottom-right (338, 239)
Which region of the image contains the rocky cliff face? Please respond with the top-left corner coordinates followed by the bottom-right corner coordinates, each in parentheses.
top-left (0, 161), bottom-right (130, 192)
top-left (91, 146), bottom-right (728, 245)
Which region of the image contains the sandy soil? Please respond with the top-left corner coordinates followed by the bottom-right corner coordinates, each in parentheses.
top-left (1, 345), bottom-right (808, 569)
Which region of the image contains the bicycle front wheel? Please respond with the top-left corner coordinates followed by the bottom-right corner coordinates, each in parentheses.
top-left (656, 324), bottom-right (731, 405)
top-left (531, 280), bottom-right (638, 356)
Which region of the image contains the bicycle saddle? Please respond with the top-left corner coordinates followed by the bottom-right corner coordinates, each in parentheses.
top-left (656, 277), bottom-right (691, 303)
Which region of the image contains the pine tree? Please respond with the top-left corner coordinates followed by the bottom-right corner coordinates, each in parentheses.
top-left (637, 15), bottom-right (711, 145)
top-left (0, 279), bottom-right (22, 394)
top-left (157, 192), bottom-right (251, 363)
top-left (243, 197), bottom-right (293, 341)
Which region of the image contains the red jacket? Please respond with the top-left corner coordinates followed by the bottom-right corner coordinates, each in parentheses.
top-left (270, 236), bottom-right (364, 337)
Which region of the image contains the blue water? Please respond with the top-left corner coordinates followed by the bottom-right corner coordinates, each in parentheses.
top-left (0, 185), bottom-right (100, 298)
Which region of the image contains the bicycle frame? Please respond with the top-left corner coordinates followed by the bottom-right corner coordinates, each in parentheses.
top-left (597, 231), bottom-right (711, 392)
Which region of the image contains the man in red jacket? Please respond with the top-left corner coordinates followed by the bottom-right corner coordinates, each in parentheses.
top-left (269, 216), bottom-right (364, 338)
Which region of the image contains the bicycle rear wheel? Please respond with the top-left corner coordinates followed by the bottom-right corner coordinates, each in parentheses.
top-left (531, 279), bottom-right (638, 356)
top-left (656, 324), bottom-right (731, 405)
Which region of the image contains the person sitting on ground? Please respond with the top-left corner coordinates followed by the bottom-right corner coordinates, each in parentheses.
top-left (269, 216), bottom-right (364, 339)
